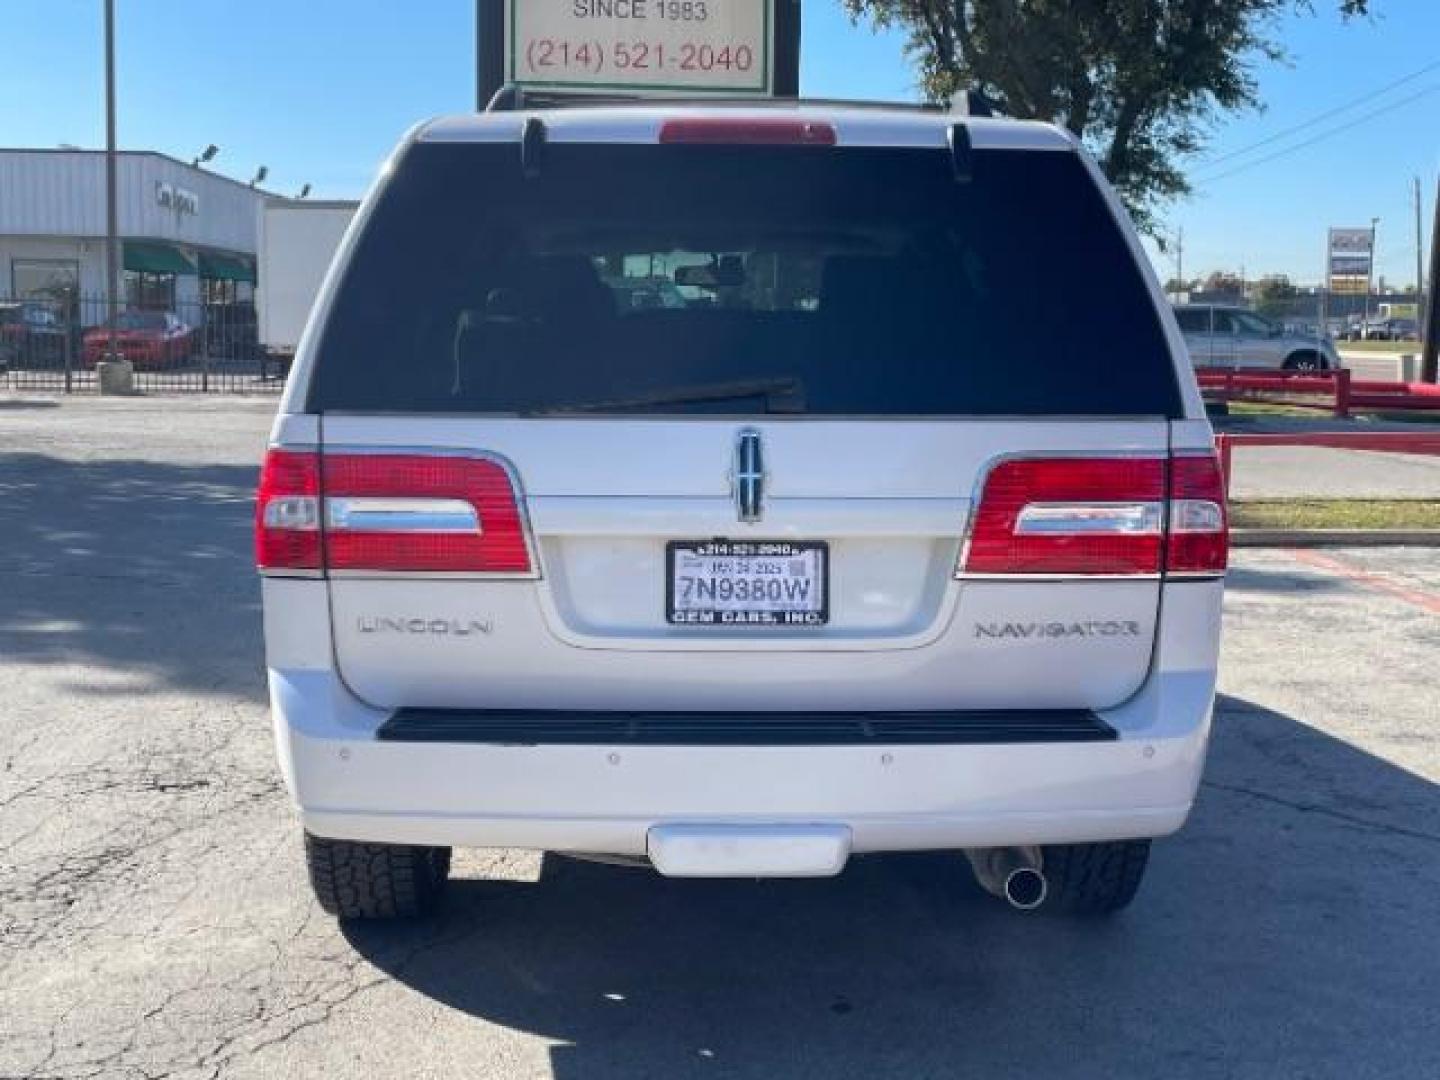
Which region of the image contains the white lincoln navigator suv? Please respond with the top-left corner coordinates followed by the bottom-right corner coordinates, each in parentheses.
top-left (257, 101), bottom-right (1226, 920)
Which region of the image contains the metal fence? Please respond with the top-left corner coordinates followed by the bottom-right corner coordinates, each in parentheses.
top-left (0, 294), bottom-right (285, 393)
top-left (1179, 289), bottom-right (1425, 340)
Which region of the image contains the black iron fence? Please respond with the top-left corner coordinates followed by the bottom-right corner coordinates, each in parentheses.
top-left (0, 295), bottom-right (285, 393)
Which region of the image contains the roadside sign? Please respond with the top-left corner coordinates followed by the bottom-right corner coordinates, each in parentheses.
top-left (506, 0), bottom-right (774, 95)
top-left (1328, 227), bottom-right (1374, 295)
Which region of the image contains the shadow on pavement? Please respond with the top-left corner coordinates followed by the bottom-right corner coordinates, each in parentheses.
top-left (0, 452), bottom-right (263, 701)
top-left (1223, 565), bottom-right (1348, 595)
top-left (344, 694), bottom-right (1440, 1080)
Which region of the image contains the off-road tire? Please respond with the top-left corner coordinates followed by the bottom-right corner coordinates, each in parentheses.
top-left (1283, 351), bottom-right (1324, 371)
top-left (1040, 839), bottom-right (1151, 915)
top-left (304, 834), bottom-right (451, 920)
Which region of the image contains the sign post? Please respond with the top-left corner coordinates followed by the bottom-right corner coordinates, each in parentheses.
top-left (1422, 177), bottom-right (1439, 384)
top-left (477, 0), bottom-right (799, 107)
top-left (1327, 227), bottom-right (1374, 297)
top-left (1326, 226), bottom-right (1374, 336)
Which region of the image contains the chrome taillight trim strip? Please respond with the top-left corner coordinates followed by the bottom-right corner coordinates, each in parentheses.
top-left (324, 497), bottom-right (482, 534)
top-left (1014, 501), bottom-right (1165, 536)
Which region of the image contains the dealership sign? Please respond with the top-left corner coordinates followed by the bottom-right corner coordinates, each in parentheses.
top-left (507, 0), bottom-right (773, 94)
top-left (1328, 226), bottom-right (1373, 295)
top-left (155, 182), bottom-right (199, 217)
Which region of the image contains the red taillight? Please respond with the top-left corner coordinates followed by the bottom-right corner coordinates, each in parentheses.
top-left (255, 449), bottom-right (322, 570)
top-left (255, 450), bottom-right (532, 575)
top-left (961, 455), bottom-right (1228, 577)
top-left (1165, 454), bottom-right (1229, 575)
top-left (658, 118), bottom-right (837, 146)
top-left (965, 458), bottom-right (1167, 575)
top-left (322, 453), bottom-right (530, 573)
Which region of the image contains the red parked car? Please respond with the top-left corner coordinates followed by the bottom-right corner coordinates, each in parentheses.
top-left (82, 311), bottom-right (196, 369)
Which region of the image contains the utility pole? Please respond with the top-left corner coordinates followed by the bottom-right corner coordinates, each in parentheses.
top-left (1415, 176), bottom-right (1425, 303)
top-left (476, 0), bottom-right (504, 110)
top-left (1422, 176), bottom-right (1439, 383)
top-left (1320, 229), bottom-right (1329, 333)
top-left (105, 0), bottom-right (118, 356)
top-left (1364, 217), bottom-right (1379, 327)
top-left (1174, 228), bottom-right (1184, 299)
top-left (97, 0), bottom-right (134, 394)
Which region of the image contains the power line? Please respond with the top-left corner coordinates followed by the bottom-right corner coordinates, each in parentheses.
top-left (1199, 58), bottom-right (1440, 168)
top-left (1192, 82), bottom-right (1440, 186)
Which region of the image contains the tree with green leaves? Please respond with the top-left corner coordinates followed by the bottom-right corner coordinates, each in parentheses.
top-left (842, 1), bottom-right (1372, 235)
top-left (1254, 273), bottom-right (1299, 315)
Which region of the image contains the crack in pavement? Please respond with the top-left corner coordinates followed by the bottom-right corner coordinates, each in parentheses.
top-left (1199, 779), bottom-right (1440, 845)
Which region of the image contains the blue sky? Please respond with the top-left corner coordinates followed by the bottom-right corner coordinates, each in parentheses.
top-left (2, 0), bottom-right (1436, 285)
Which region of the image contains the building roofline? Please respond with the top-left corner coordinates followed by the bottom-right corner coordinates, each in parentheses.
top-left (0, 147), bottom-right (282, 197)
top-left (262, 197), bottom-right (362, 210)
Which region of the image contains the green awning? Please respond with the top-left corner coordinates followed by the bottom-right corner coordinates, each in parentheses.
top-left (198, 251), bottom-right (256, 284)
top-left (123, 242), bottom-right (196, 276)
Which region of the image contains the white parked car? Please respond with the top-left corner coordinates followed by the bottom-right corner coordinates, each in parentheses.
top-left (1174, 304), bottom-right (1340, 370)
top-left (257, 102), bottom-right (1227, 921)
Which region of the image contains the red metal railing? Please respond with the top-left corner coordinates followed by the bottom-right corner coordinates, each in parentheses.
top-left (1196, 367), bottom-right (1440, 419)
top-left (1214, 430), bottom-right (1440, 497)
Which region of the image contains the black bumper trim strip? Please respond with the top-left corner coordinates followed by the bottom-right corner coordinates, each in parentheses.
top-left (377, 708), bottom-right (1116, 746)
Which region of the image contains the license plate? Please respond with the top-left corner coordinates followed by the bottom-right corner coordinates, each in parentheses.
top-left (667, 540), bottom-right (828, 626)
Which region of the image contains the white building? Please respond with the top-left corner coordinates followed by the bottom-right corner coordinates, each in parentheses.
top-left (0, 148), bottom-right (271, 322)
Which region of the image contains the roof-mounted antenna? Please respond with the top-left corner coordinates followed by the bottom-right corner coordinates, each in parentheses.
top-left (521, 116), bottom-right (547, 179)
top-left (947, 123), bottom-right (973, 183)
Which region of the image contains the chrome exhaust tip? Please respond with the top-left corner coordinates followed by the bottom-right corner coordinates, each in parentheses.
top-left (965, 846), bottom-right (1048, 912)
top-left (1002, 865), bottom-right (1048, 911)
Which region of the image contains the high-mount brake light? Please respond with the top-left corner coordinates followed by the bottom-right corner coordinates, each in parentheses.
top-left (960, 455), bottom-right (1229, 577)
top-left (255, 450), bottom-right (532, 575)
top-left (658, 118), bottom-right (837, 146)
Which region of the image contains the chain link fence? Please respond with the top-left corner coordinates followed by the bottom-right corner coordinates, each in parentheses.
top-left (1, 295), bottom-right (286, 393)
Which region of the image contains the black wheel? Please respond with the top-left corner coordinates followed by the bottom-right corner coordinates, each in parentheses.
top-left (1039, 839), bottom-right (1151, 915)
top-left (1283, 351), bottom-right (1323, 371)
top-left (304, 833), bottom-right (451, 920)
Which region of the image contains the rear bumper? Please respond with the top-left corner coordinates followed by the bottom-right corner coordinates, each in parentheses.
top-left (267, 573), bottom-right (1222, 859)
top-left (270, 665), bottom-right (1214, 857)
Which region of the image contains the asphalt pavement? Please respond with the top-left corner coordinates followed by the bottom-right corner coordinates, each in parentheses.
top-left (1227, 443), bottom-right (1440, 499)
top-left (1, 396), bottom-right (1438, 1080)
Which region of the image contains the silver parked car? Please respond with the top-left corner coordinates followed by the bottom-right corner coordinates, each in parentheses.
top-left (1173, 305), bottom-right (1340, 371)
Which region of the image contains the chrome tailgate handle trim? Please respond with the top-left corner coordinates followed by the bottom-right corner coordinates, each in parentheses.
top-left (325, 497), bottom-right (481, 534)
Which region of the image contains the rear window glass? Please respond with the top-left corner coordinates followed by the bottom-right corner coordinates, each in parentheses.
top-left (308, 141), bottom-right (1180, 417)
top-left (1174, 309), bottom-right (1208, 333)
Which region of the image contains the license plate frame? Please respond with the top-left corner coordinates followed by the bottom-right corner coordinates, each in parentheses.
top-left (666, 539), bottom-right (829, 627)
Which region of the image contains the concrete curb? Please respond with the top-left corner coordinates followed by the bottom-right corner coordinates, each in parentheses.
top-left (1231, 528), bottom-right (1440, 548)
